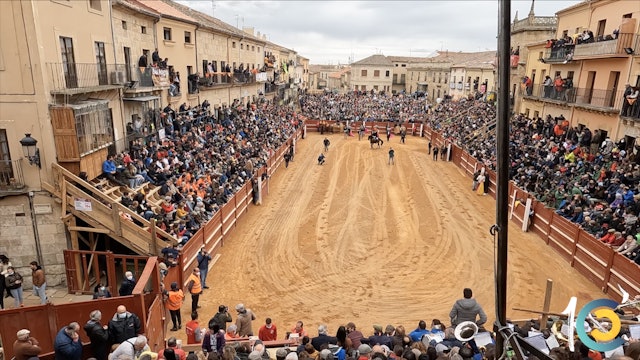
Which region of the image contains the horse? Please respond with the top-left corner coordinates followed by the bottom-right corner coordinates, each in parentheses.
top-left (368, 135), bottom-right (384, 149)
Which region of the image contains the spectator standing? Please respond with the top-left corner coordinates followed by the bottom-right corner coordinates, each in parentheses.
top-left (449, 288), bottom-right (487, 327)
top-left (235, 303), bottom-right (257, 337)
top-left (30, 261), bottom-right (47, 304)
top-left (152, 49), bottom-right (160, 65)
top-left (388, 147), bottom-right (395, 165)
top-left (0, 254), bottom-right (12, 309)
top-left (202, 323), bottom-right (225, 356)
top-left (196, 247), bottom-right (211, 289)
top-left (258, 318), bottom-right (278, 341)
top-left (109, 305), bottom-right (142, 345)
top-left (209, 304), bottom-right (232, 332)
top-left (54, 322), bottom-right (82, 360)
top-left (185, 312), bottom-right (202, 345)
top-left (5, 266), bottom-right (24, 307)
top-left (186, 268), bottom-right (202, 313)
top-left (84, 310), bottom-right (110, 360)
top-left (119, 271), bottom-right (136, 296)
top-left (13, 329), bottom-right (42, 360)
top-left (165, 281), bottom-right (185, 331)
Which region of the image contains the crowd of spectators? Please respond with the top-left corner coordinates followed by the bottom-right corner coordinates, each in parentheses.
top-left (421, 98), bottom-right (640, 264)
top-left (99, 98), bottom-right (298, 246)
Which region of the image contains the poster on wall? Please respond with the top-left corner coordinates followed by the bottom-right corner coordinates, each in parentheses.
top-left (151, 68), bottom-right (170, 87)
top-left (256, 72), bottom-right (268, 82)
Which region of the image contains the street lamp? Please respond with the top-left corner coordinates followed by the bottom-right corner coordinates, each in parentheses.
top-left (19, 133), bottom-right (41, 168)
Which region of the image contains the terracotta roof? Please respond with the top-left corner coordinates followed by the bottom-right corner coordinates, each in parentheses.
top-left (451, 51), bottom-right (497, 68)
top-left (160, 0), bottom-right (252, 39)
top-left (387, 56), bottom-right (433, 63)
top-left (352, 54), bottom-right (393, 66)
top-left (115, 0), bottom-right (160, 18)
top-left (136, 0), bottom-right (197, 23)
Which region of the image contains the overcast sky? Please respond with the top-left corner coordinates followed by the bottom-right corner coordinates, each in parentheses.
top-left (177, 0), bottom-right (582, 65)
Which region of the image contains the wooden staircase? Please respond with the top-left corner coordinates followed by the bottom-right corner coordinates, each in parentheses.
top-left (43, 164), bottom-right (179, 255)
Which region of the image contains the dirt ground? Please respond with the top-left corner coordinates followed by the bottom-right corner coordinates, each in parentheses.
top-left (178, 132), bottom-right (603, 341)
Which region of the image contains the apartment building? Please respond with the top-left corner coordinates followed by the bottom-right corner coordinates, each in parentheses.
top-left (0, 0), bottom-right (304, 279)
top-left (350, 55), bottom-right (394, 93)
top-left (449, 52), bottom-right (496, 100)
top-left (510, 2), bottom-right (558, 112)
top-left (520, 0), bottom-right (639, 143)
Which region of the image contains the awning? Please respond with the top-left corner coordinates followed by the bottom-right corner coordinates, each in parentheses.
top-left (122, 96), bottom-right (160, 102)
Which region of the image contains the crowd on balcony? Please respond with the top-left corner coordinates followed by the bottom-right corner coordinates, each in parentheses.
top-left (99, 98), bottom-right (299, 245)
top-left (422, 99), bottom-right (640, 264)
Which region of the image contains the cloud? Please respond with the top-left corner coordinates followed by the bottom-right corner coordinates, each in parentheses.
top-left (177, 0), bottom-right (581, 64)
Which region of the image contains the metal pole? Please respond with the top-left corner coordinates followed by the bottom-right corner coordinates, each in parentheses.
top-left (495, 0), bottom-right (511, 358)
top-left (28, 192), bottom-right (44, 266)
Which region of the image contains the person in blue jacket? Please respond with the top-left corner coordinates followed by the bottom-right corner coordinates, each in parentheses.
top-left (409, 320), bottom-right (430, 342)
top-left (54, 322), bottom-right (83, 360)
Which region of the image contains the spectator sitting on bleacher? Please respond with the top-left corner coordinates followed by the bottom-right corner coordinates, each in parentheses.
top-left (102, 154), bottom-right (126, 187)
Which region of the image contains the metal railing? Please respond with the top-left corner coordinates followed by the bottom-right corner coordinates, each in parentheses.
top-left (523, 84), bottom-right (624, 110)
top-left (0, 159), bottom-right (25, 191)
top-left (46, 62), bottom-right (130, 92)
top-left (573, 33), bottom-right (637, 58)
top-left (543, 46), bottom-right (575, 63)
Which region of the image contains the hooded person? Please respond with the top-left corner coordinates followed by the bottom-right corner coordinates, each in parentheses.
top-left (449, 288), bottom-right (487, 327)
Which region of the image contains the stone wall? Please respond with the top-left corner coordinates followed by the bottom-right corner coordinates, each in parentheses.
top-left (0, 193), bottom-right (67, 288)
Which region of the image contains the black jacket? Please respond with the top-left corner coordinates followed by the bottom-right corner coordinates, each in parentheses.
top-left (84, 319), bottom-right (109, 360)
top-left (108, 312), bottom-right (141, 344)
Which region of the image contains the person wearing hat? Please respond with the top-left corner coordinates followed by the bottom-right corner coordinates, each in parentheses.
top-left (164, 282), bottom-right (185, 331)
top-left (13, 328), bottom-right (42, 360)
top-left (357, 344), bottom-right (373, 360)
top-left (368, 325), bottom-right (392, 348)
top-left (235, 303), bottom-right (257, 337)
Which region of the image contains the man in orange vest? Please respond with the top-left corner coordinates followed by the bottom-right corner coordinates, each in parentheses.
top-left (165, 282), bottom-right (184, 331)
top-left (186, 268), bottom-right (202, 313)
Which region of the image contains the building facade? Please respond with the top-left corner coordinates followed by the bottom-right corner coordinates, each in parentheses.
top-left (350, 55), bottom-right (394, 93)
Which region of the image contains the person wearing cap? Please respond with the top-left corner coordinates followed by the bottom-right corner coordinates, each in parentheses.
top-left (84, 310), bottom-right (109, 360)
top-left (54, 322), bottom-right (82, 360)
top-left (186, 268), bottom-right (202, 313)
top-left (235, 303), bottom-right (257, 336)
top-left (164, 282), bottom-right (185, 331)
top-left (346, 322), bottom-right (364, 349)
top-left (209, 304), bottom-right (233, 332)
top-left (311, 324), bottom-right (337, 351)
top-left (368, 325), bottom-right (392, 348)
top-left (13, 329), bottom-right (42, 360)
top-left (196, 247), bottom-right (212, 289)
top-left (449, 288), bottom-right (487, 327)
top-left (258, 317), bottom-right (278, 341)
top-left (358, 344), bottom-right (373, 360)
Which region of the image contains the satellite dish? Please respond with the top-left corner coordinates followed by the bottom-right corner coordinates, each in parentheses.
top-left (454, 321), bottom-right (478, 342)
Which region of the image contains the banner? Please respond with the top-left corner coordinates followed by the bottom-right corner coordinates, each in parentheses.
top-left (151, 68), bottom-right (170, 87)
top-left (256, 72), bottom-right (268, 82)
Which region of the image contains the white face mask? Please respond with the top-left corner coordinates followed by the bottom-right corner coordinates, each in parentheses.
top-left (126, 276), bottom-right (133, 281)
top-left (118, 313), bottom-right (127, 319)
top-left (100, 286), bottom-right (106, 291)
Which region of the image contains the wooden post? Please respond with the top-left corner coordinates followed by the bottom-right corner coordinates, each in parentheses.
top-left (112, 204), bottom-right (122, 237)
top-left (61, 180), bottom-right (67, 216)
top-left (540, 279), bottom-right (553, 330)
top-left (106, 251), bottom-right (117, 291)
top-left (150, 218), bottom-right (159, 256)
top-left (69, 217), bottom-right (83, 293)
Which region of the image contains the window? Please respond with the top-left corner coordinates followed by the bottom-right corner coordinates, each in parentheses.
top-left (257, 47), bottom-right (260, 53)
top-left (596, 19), bottom-right (606, 39)
top-left (252, 46), bottom-right (255, 51)
top-left (141, 26), bottom-right (147, 34)
top-left (163, 27), bottom-right (172, 41)
top-left (401, 64), bottom-right (406, 67)
top-left (232, 42), bottom-right (236, 48)
top-left (361, 69), bottom-right (367, 77)
top-left (241, 44), bottom-right (244, 50)
top-left (184, 31), bottom-right (191, 44)
top-left (374, 70), bottom-right (380, 77)
top-left (187, 65), bottom-right (193, 75)
top-left (385, 70), bottom-right (390, 77)
top-left (60, 36), bottom-right (77, 88)
top-left (89, 0), bottom-right (101, 11)
top-left (143, 49), bottom-right (150, 58)
top-left (0, 129), bottom-right (13, 184)
top-left (202, 60), bottom-right (208, 75)
top-left (623, 13), bottom-right (632, 19)
top-left (76, 108), bottom-right (114, 155)
top-left (121, 20), bottom-right (127, 30)
top-left (562, 30), bottom-right (568, 38)
top-left (95, 41), bottom-right (107, 85)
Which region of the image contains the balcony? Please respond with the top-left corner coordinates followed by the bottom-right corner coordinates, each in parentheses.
top-left (264, 83), bottom-right (277, 94)
top-left (543, 45), bottom-right (575, 64)
top-left (573, 33), bottom-right (637, 60)
top-left (522, 84), bottom-right (623, 113)
top-left (0, 159), bottom-right (27, 197)
top-left (47, 62), bottom-right (128, 94)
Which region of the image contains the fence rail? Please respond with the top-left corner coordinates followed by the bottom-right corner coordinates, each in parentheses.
top-left (47, 62), bottom-right (128, 92)
top-left (0, 159), bottom-right (25, 192)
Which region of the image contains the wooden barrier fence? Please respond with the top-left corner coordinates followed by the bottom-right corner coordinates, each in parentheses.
top-left (0, 257), bottom-right (164, 360)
